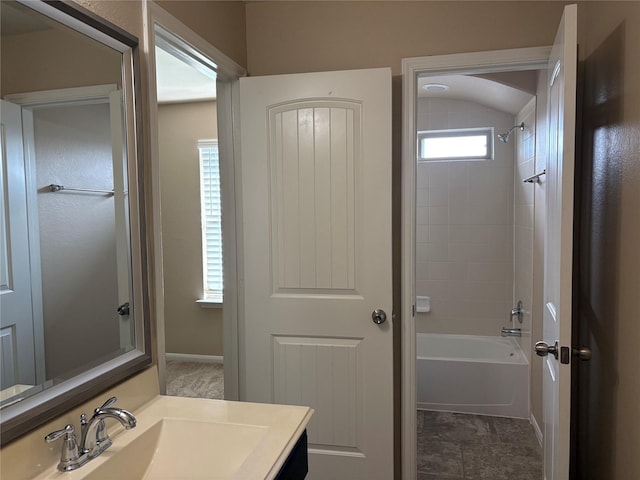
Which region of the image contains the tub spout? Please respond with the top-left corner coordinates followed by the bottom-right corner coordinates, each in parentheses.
top-left (501, 327), bottom-right (521, 337)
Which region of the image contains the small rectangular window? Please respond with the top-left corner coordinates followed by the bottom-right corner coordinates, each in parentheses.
top-left (198, 140), bottom-right (223, 303)
top-left (418, 128), bottom-right (494, 162)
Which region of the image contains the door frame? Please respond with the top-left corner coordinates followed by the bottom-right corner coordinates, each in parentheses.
top-left (401, 46), bottom-right (551, 480)
top-left (143, 1), bottom-right (246, 397)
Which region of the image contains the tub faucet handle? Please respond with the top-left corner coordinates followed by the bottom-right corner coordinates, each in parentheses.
top-left (510, 300), bottom-right (524, 324)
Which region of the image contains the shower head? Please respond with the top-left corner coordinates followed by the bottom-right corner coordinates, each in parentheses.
top-left (497, 132), bottom-right (511, 143)
top-left (497, 122), bottom-right (525, 143)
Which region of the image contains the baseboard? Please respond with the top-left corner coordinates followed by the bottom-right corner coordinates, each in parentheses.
top-left (165, 353), bottom-right (223, 364)
top-left (530, 412), bottom-right (543, 447)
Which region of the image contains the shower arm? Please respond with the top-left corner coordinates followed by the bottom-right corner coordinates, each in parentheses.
top-left (497, 122), bottom-right (525, 143)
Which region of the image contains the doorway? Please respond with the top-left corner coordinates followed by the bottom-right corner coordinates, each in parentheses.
top-left (401, 47), bottom-right (552, 479)
top-left (145, 3), bottom-right (246, 399)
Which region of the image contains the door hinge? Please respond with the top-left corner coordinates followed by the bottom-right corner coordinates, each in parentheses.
top-left (412, 304), bottom-right (416, 317)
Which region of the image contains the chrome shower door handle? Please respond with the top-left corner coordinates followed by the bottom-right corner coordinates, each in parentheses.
top-left (372, 309), bottom-right (387, 325)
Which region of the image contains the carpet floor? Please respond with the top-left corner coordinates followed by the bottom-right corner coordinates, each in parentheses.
top-left (165, 360), bottom-right (224, 400)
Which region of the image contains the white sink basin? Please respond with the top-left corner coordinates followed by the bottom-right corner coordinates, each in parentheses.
top-left (85, 419), bottom-right (269, 479)
top-left (38, 396), bottom-right (313, 480)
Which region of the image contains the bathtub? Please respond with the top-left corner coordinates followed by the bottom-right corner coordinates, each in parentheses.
top-left (417, 333), bottom-right (529, 418)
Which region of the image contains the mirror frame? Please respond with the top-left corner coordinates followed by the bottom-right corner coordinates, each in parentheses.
top-left (0, 0), bottom-right (152, 446)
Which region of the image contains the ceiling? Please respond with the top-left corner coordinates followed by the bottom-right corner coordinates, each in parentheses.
top-left (417, 74), bottom-right (535, 116)
top-left (155, 47), bottom-right (217, 103)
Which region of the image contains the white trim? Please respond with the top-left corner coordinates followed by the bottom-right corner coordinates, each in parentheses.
top-left (165, 353), bottom-right (223, 364)
top-left (143, 0), bottom-right (245, 399)
top-left (147, 1), bottom-right (245, 81)
top-left (142, 0), bottom-right (167, 395)
top-left (5, 84), bottom-right (118, 106)
top-left (401, 46), bottom-right (551, 480)
top-left (402, 46), bottom-right (552, 76)
top-left (19, 109), bottom-right (46, 385)
top-left (531, 412), bottom-right (544, 448)
top-left (219, 78), bottom-right (243, 401)
top-left (196, 299), bottom-right (223, 309)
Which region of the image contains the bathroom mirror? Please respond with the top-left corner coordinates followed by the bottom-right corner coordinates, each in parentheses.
top-left (0, 0), bottom-right (151, 444)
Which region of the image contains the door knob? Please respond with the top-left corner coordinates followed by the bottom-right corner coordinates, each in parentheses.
top-left (535, 340), bottom-right (559, 359)
top-left (372, 309), bottom-right (387, 325)
top-left (573, 347), bottom-right (592, 361)
top-left (117, 302), bottom-right (130, 316)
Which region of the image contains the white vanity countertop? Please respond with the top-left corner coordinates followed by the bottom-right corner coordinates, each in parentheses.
top-left (32, 395), bottom-right (313, 480)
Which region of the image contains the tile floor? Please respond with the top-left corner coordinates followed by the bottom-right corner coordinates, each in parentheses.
top-left (417, 410), bottom-right (543, 480)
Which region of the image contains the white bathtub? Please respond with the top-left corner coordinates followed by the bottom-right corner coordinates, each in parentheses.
top-left (417, 333), bottom-right (529, 418)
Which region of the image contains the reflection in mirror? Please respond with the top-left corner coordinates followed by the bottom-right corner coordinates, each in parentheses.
top-left (0, 0), bottom-right (150, 444)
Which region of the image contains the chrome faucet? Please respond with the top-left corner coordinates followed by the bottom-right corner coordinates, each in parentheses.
top-left (501, 327), bottom-right (522, 337)
top-left (80, 396), bottom-right (137, 458)
top-left (44, 397), bottom-right (136, 472)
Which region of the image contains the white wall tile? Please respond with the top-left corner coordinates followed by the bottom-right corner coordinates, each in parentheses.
top-left (416, 242), bottom-right (430, 262)
top-left (416, 225), bottom-right (429, 243)
top-left (428, 225), bottom-right (448, 244)
top-left (416, 206), bottom-right (429, 226)
top-left (426, 261), bottom-right (452, 281)
top-left (428, 206), bottom-right (448, 225)
top-left (426, 243), bottom-right (449, 262)
top-left (428, 184), bottom-right (448, 207)
top-left (415, 97), bottom-right (516, 336)
top-left (416, 188), bottom-right (429, 207)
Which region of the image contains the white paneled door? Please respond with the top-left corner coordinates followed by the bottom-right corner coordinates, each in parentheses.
top-left (0, 100), bottom-right (40, 390)
top-left (541, 5), bottom-right (578, 479)
top-left (239, 68), bottom-right (393, 479)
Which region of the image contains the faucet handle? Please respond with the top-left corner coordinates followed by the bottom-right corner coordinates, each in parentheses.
top-left (99, 396), bottom-right (118, 410)
top-left (44, 424), bottom-right (83, 472)
top-left (45, 424), bottom-right (75, 443)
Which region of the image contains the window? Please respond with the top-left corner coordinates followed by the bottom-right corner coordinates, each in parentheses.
top-left (198, 140), bottom-right (223, 303)
top-left (418, 128), bottom-right (494, 162)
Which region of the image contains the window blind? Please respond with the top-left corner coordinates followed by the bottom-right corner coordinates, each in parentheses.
top-left (198, 140), bottom-right (223, 302)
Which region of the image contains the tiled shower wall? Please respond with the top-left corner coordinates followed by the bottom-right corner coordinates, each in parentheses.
top-left (416, 97), bottom-right (515, 336)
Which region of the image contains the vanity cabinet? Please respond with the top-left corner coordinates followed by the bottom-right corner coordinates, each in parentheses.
top-left (275, 430), bottom-right (308, 479)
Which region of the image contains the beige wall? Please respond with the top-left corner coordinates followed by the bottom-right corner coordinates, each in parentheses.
top-left (75, 0), bottom-right (142, 40)
top-left (1, 27), bottom-right (121, 96)
top-left (156, 0), bottom-right (247, 69)
top-left (245, 1), bottom-right (567, 76)
top-left (158, 101), bottom-right (223, 356)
